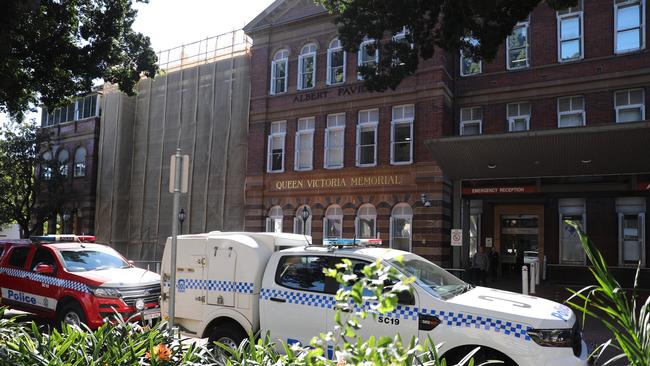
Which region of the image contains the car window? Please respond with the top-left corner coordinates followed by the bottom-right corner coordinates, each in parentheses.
top-left (8, 247), bottom-right (30, 269)
top-left (30, 248), bottom-right (57, 271)
top-left (59, 249), bottom-right (129, 272)
top-left (276, 255), bottom-right (332, 293)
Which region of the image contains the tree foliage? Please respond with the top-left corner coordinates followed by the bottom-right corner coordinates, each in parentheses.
top-left (316, 0), bottom-right (577, 91)
top-left (0, 0), bottom-right (157, 119)
top-left (0, 122), bottom-right (67, 238)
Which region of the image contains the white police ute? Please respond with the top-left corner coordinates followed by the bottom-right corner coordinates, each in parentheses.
top-left (161, 232), bottom-right (589, 365)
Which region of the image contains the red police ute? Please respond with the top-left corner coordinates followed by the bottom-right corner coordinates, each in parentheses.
top-left (0, 235), bottom-right (161, 328)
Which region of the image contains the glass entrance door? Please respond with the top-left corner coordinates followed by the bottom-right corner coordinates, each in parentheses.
top-left (500, 215), bottom-right (539, 275)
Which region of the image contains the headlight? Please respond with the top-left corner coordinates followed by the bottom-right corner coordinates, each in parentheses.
top-left (91, 287), bottom-right (121, 298)
top-left (135, 299), bottom-right (145, 311)
top-left (527, 328), bottom-right (574, 347)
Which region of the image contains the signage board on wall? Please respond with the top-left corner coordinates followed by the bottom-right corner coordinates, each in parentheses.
top-left (462, 185), bottom-right (537, 195)
top-left (270, 174), bottom-right (409, 192)
top-left (451, 229), bottom-right (462, 246)
top-left (485, 237), bottom-right (493, 247)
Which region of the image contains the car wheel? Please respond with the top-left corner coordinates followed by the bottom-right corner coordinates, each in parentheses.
top-left (207, 322), bottom-right (246, 349)
top-left (58, 302), bottom-right (87, 328)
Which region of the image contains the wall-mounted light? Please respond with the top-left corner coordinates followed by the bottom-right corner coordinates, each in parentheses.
top-left (487, 163), bottom-right (497, 169)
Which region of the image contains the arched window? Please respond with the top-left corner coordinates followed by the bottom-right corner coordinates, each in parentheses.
top-left (293, 205), bottom-right (312, 235)
top-left (298, 43), bottom-right (317, 90)
top-left (390, 203), bottom-right (413, 251)
top-left (74, 147), bottom-right (87, 177)
top-left (266, 206), bottom-right (283, 233)
top-left (270, 49), bottom-right (289, 94)
top-left (357, 37), bottom-right (378, 80)
top-left (323, 204), bottom-right (343, 239)
top-left (58, 149), bottom-right (69, 177)
top-left (42, 151), bottom-right (52, 180)
top-left (327, 38), bottom-right (346, 85)
top-left (356, 203), bottom-right (377, 239)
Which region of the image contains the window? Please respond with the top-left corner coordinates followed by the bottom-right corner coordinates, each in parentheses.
top-left (270, 49), bottom-right (289, 94)
top-left (42, 151), bottom-right (52, 180)
top-left (557, 96), bottom-right (585, 127)
top-left (74, 147), bottom-right (87, 177)
top-left (460, 107), bottom-right (483, 135)
top-left (327, 38), bottom-right (346, 85)
top-left (615, 89), bottom-right (645, 122)
top-left (58, 149), bottom-right (69, 177)
top-left (460, 37), bottom-right (482, 76)
top-left (293, 205), bottom-right (312, 236)
top-left (324, 205), bottom-right (343, 239)
top-left (267, 121), bottom-right (286, 172)
top-left (356, 204), bottom-right (377, 239)
top-left (295, 117), bottom-right (315, 171)
top-left (276, 255), bottom-right (332, 293)
top-left (266, 206), bottom-right (283, 233)
top-left (392, 27), bottom-right (413, 65)
top-left (298, 44), bottom-right (317, 90)
top-left (507, 19), bottom-right (530, 69)
top-left (325, 113), bottom-right (345, 169)
top-left (8, 247), bottom-right (30, 268)
top-left (358, 38), bottom-right (378, 80)
top-left (616, 197), bottom-right (646, 267)
top-left (507, 102), bottom-right (531, 131)
top-left (356, 109), bottom-right (378, 166)
top-left (557, 0), bottom-right (583, 62)
top-left (615, 0), bottom-right (645, 53)
top-left (390, 203), bottom-right (412, 251)
top-left (30, 248), bottom-right (57, 272)
top-left (559, 198), bottom-right (586, 265)
top-left (391, 104), bottom-right (414, 164)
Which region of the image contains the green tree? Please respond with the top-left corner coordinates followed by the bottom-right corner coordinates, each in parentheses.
top-left (0, 121), bottom-right (68, 238)
top-left (316, 0), bottom-right (577, 91)
top-left (0, 0), bottom-right (157, 119)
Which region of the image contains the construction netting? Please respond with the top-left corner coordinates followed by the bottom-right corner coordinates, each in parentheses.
top-left (95, 51), bottom-right (250, 261)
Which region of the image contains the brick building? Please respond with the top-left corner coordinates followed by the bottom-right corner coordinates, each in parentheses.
top-left (244, 0), bottom-right (649, 282)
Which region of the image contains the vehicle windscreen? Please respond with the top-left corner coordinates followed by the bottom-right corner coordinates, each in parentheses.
top-left (389, 257), bottom-right (466, 300)
top-left (59, 249), bottom-right (129, 272)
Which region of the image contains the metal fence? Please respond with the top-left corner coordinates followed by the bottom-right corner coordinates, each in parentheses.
top-left (155, 30), bottom-right (251, 73)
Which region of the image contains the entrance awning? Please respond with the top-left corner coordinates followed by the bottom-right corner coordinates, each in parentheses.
top-left (425, 122), bottom-right (650, 180)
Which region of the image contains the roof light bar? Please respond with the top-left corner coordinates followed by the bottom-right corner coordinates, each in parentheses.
top-left (30, 235), bottom-right (96, 243)
top-left (323, 238), bottom-right (383, 247)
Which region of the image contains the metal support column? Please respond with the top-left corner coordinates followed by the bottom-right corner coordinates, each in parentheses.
top-left (452, 180), bottom-right (462, 268)
top-left (461, 198), bottom-right (471, 270)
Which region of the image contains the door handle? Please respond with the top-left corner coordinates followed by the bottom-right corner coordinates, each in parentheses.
top-left (269, 297), bottom-right (286, 303)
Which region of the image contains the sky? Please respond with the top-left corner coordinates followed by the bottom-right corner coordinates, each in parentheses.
top-left (0, 0), bottom-right (275, 128)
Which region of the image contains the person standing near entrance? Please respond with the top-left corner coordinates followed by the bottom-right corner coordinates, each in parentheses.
top-left (488, 247), bottom-right (499, 282)
top-left (470, 245), bottom-right (489, 286)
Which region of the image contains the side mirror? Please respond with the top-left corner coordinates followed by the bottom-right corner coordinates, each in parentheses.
top-left (128, 260), bottom-right (135, 266)
top-left (35, 264), bottom-right (55, 275)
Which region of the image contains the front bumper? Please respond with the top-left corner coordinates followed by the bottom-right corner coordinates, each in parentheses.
top-left (86, 296), bottom-right (160, 328)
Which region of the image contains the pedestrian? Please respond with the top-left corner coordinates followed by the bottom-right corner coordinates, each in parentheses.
top-left (488, 246), bottom-right (499, 282)
top-left (470, 245), bottom-right (490, 286)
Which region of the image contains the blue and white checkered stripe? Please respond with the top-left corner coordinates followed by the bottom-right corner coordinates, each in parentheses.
top-left (0, 267), bottom-right (90, 293)
top-left (173, 278), bottom-right (254, 294)
top-left (259, 287), bottom-right (532, 342)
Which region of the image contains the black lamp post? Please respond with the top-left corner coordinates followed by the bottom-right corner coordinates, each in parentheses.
top-left (178, 209), bottom-right (186, 235)
top-left (300, 206), bottom-right (310, 235)
top-left (62, 210), bottom-right (71, 234)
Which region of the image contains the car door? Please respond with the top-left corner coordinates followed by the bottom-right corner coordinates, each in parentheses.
top-left (260, 254), bottom-right (335, 347)
top-left (0, 246), bottom-right (36, 312)
top-left (24, 247), bottom-right (61, 314)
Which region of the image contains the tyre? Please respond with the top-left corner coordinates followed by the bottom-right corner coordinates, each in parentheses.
top-left (207, 322), bottom-right (246, 349)
top-left (443, 346), bottom-right (518, 366)
top-left (57, 302), bottom-right (87, 328)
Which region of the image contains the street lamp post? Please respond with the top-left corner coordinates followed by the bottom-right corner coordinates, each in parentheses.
top-left (178, 209), bottom-right (186, 235)
top-left (300, 206), bottom-right (310, 237)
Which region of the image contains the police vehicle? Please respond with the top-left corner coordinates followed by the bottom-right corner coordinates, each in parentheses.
top-left (0, 235), bottom-right (161, 328)
top-left (161, 232), bottom-right (589, 366)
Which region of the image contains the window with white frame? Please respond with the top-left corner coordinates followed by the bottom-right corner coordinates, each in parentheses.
top-left (391, 104), bottom-right (414, 164)
top-left (266, 206), bottom-right (284, 233)
top-left (267, 121), bottom-right (286, 172)
top-left (42, 151), bottom-right (52, 180)
top-left (58, 149), bottom-right (69, 177)
top-left (358, 38), bottom-right (379, 80)
top-left (327, 38), bottom-right (346, 85)
top-left (323, 205), bottom-right (343, 239)
top-left (74, 147), bottom-right (87, 177)
top-left (615, 0), bottom-right (645, 53)
top-left (616, 197), bottom-right (646, 267)
top-left (507, 19), bottom-right (530, 69)
top-left (507, 102), bottom-right (531, 131)
top-left (270, 49), bottom-right (289, 94)
top-left (295, 117), bottom-right (315, 171)
top-left (325, 113), bottom-right (345, 169)
top-left (356, 204), bottom-right (377, 239)
top-left (294, 205), bottom-right (313, 236)
top-left (460, 37), bottom-right (482, 76)
top-left (559, 198), bottom-right (586, 265)
top-left (391, 27), bottom-right (413, 65)
top-left (390, 203), bottom-right (412, 252)
top-left (615, 89), bottom-right (645, 122)
top-left (460, 107), bottom-right (483, 135)
top-left (298, 44), bottom-right (317, 90)
top-left (557, 96), bottom-right (585, 127)
top-left (557, 0), bottom-right (583, 62)
top-left (356, 109), bottom-right (378, 166)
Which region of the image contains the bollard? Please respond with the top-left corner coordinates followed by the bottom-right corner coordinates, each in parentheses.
top-left (535, 259), bottom-right (541, 285)
top-left (530, 262), bottom-right (536, 294)
top-left (522, 265), bottom-right (529, 295)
